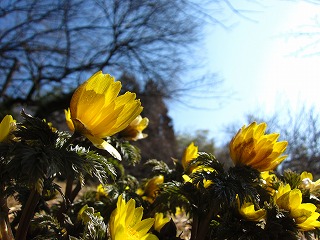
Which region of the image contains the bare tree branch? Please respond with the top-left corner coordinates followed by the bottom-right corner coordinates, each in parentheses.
top-left (0, 0), bottom-right (205, 107)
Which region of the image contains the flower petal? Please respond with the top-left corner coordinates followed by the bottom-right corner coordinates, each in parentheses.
top-left (85, 135), bottom-right (121, 160)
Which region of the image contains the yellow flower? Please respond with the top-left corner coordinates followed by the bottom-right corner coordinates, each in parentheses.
top-left (0, 115), bottom-right (16, 142)
top-left (109, 194), bottom-right (158, 240)
top-left (182, 166), bottom-right (214, 189)
top-left (238, 200), bottom-right (266, 222)
top-left (181, 142), bottom-right (215, 187)
top-left (137, 175), bottom-right (164, 203)
top-left (260, 171), bottom-right (277, 194)
top-left (202, 178), bottom-right (213, 188)
top-left (96, 184), bottom-right (108, 201)
top-left (153, 212), bottom-right (170, 232)
top-left (229, 122), bottom-right (288, 171)
top-left (274, 184), bottom-right (320, 231)
top-left (300, 171), bottom-right (315, 190)
top-left (65, 71), bottom-right (143, 159)
top-left (181, 142), bottom-right (199, 172)
top-left (300, 171), bottom-right (313, 181)
top-left (300, 171), bottom-right (320, 198)
top-left (118, 115), bottom-right (149, 141)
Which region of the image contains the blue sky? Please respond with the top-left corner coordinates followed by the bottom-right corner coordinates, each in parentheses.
top-left (168, 1), bottom-right (320, 146)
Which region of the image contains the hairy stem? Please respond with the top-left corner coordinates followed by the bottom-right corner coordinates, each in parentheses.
top-left (15, 188), bottom-right (40, 240)
top-left (195, 206), bottom-right (216, 240)
top-left (0, 212), bottom-right (14, 240)
top-left (190, 209), bottom-right (199, 240)
top-left (0, 184), bottom-right (14, 240)
top-left (190, 202), bottom-right (217, 240)
top-left (70, 181), bottom-right (82, 203)
top-left (65, 176), bottom-right (74, 203)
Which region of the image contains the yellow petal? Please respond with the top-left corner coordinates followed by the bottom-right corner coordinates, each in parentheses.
top-left (64, 109), bottom-right (75, 132)
top-left (301, 171), bottom-right (313, 181)
top-left (154, 213), bottom-right (170, 232)
top-left (85, 135), bottom-right (121, 160)
top-left (230, 121), bottom-right (287, 171)
top-left (181, 142), bottom-right (199, 171)
top-left (297, 211), bottom-right (320, 231)
top-left (0, 115), bottom-right (15, 142)
top-left (135, 218), bottom-right (155, 235)
top-left (127, 206), bottom-right (143, 228)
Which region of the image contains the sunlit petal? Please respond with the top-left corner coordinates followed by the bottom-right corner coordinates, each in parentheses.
top-left (65, 71), bottom-right (142, 158)
top-left (86, 135), bottom-right (121, 160)
top-left (109, 195), bottom-right (159, 240)
top-left (0, 115), bottom-right (16, 142)
top-left (229, 122), bottom-right (288, 171)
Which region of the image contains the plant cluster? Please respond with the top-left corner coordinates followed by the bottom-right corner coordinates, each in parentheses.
top-left (1, 72), bottom-right (320, 240)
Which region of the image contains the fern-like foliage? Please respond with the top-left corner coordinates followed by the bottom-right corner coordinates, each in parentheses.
top-left (107, 137), bottom-right (141, 166)
top-left (187, 152), bottom-right (225, 175)
top-left (152, 181), bottom-right (191, 215)
top-left (29, 214), bottom-right (65, 239)
top-left (17, 110), bottom-right (59, 146)
top-left (211, 210), bottom-right (267, 240)
top-left (264, 206), bottom-right (298, 240)
top-left (75, 146), bottom-right (117, 184)
top-left (145, 159), bottom-right (174, 178)
top-left (281, 169), bottom-right (302, 189)
top-left (77, 205), bottom-right (106, 240)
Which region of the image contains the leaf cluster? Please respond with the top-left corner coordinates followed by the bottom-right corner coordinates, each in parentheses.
top-left (2, 110), bottom-right (320, 240)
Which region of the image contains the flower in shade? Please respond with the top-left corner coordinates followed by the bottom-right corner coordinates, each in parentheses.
top-left (229, 122), bottom-right (288, 171)
top-left (118, 115), bottom-right (149, 141)
top-left (180, 142), bottom-right (214, 188)
top-left (153, 212), bottom-right (170, 232)
top-left (274, 183), bottom-right (320, 231)
top-left (182, 172), bottom-right (213, 189)
top-left (182, 163), bottom-right (215, 189)
top-left (0, 115), bottom-right (16, 143)
top-left (65, 71), bottom-right (143, 159)
top-left (109, 194), bottom-right (158, 240)
top-left (95, 184), bottom-right (108, 201)
top-left (299, 171), bottom-right (320, 199)
top-left (181, 142), bottom-right (199, 172)
top-left (137, 175), bottom-right (164, 203)
top-left (260, 171), bottom-right (277, 194)
top-left (238, 199), bottom-right (266, 222)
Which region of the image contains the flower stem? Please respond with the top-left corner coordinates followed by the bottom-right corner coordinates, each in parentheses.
top-left (195, 207), bottom-right (215, 240)
top-left (190, 204), bottom-right (216, 240)
top-left (61, 179), bottom-right (81, 219)
top-left (57, 132), bottom-right (82, 224)
top-left (15, 188), bottom-right (40, 240)
top-left (70, 181), bottom-right (82, 203)
top-left (0, 184), bottom-right (14, 240)
top-left (0, 212), bottom-right (14, 240)
top-left (65, 176), bottom-right (74, 203)
top-left (190, 209), bottom-right (199, 240)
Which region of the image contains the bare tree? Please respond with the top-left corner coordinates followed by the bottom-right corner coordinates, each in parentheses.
top-left (279, 0), bottom-right (320, 57)
top-left (0, 0), bottom-right (210, 110)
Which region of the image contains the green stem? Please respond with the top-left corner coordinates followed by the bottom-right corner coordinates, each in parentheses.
top-left (65, 176), bottom-right (74, 203)
top-left (190, 202), bottom-right (217, 240)
top-left (60, 179), bottom-right (81, 223)
top-left (15, 188), bottom-right (40, 240)
top-left (0, 185), bottom-right (14, 240)
top-left (62, 132), bottom-right (81, 203)
top-left (57, 132), bottom-right (80, 223)
top-left (57, 176), bottom-right (73, 224)
top-left (0, 212), bottom-right (14, 240)
top-left (70, 181), bottom-right (82, 203)
top-left (195, 206), bottom-right (215, 240)
top-left (190, 208), bottom-right (199, 240)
